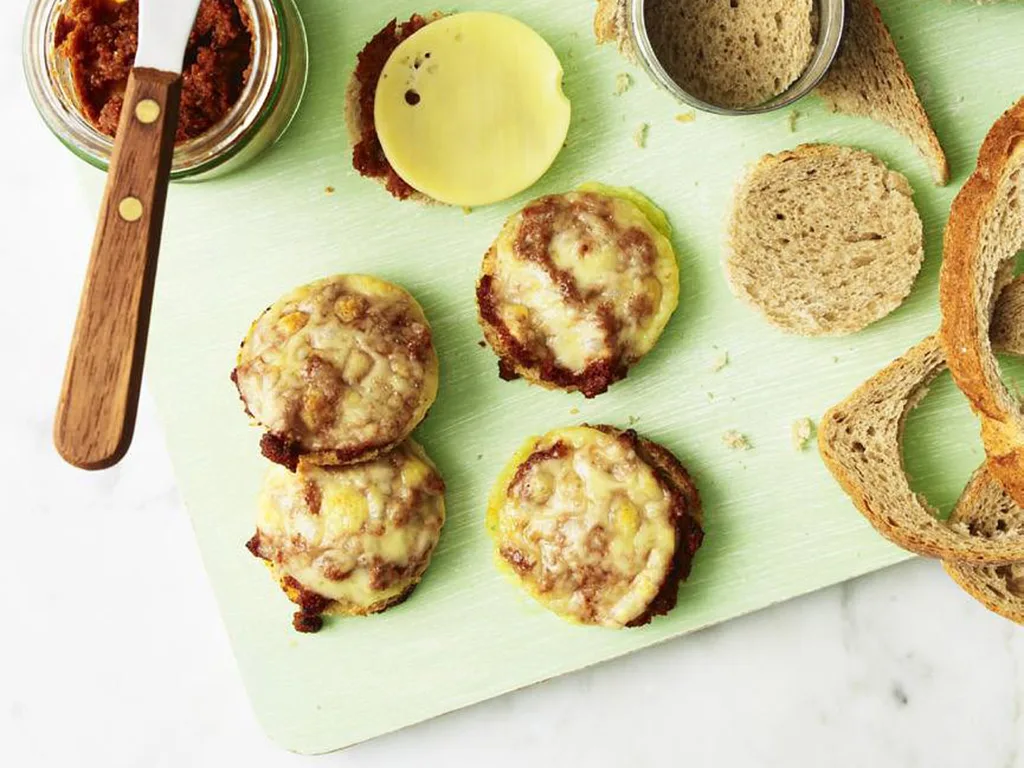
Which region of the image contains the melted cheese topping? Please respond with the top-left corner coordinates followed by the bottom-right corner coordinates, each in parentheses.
top-left (235, 275), bottom-right (439, 457)
top-left (487, 426), bottom-right (678, 627)
top-left (481, 189), bottom-right (679, 375)
top-left (374, 12), bottom-right (571, 206)
top-left (255, 441), bottom-right (445, 611)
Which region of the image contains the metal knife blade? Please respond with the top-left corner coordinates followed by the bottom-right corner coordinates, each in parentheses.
top-left (135, 0), bottom-right (204, 73)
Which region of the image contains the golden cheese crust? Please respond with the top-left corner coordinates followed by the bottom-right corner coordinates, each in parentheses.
top-left (487, 425), bottom-right (703, 628)
top-left (476, 189), bottom-right (680, 398)
top-left (233, 275), bottom-right (439, 468)
top-left (247, 440), bottom-right (446, 632)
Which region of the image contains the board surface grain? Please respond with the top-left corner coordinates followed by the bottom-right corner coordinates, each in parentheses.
top-left (129, 0), bottom-right (1024, 753)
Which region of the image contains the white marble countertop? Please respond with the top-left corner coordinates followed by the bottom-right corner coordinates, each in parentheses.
top-left (2, 4), bottom-right (1022, 765)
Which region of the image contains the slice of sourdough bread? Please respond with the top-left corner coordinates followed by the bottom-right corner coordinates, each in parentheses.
top-left (939, 98), bottom-right (1024, 508)
top-left (944, 469), bottom-right (1024, 625)
top-left (726, 143), bottom-right (923, 336)
top-left (818, 276), bottom-right (1024, 564)
top-left (815, 0), bottom-right (949, 185)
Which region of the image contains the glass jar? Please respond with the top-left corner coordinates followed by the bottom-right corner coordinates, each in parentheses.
top-left (629, 0), bottom-right (845, 116)
top-left (22, 0), bottom-right (308, 181)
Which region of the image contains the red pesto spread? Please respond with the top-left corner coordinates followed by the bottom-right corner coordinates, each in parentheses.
top-left (351, 15), bottom-right (428, 200)
top-left (54, 0), bottom-right (253, 143)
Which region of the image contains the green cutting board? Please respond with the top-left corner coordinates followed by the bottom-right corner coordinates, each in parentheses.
top-left (135, 0), bottom-right (1024, 753)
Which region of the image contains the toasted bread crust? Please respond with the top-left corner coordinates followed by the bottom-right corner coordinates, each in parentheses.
top-left (943, 468), bottom-right (1024, 625)
top-left (819, 278), bottom-right (1024, 564)
top-left (344, 14), bottom-right (441, 205)
top-left (943, 558), bottom-right (1024, 626)
top-left (939, 98), bottom-right (1024, 507)
top-left (816, 0), bottom-right (949, 185)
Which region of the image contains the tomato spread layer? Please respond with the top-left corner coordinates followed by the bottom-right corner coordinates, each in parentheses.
top-left (247, 441), bottom-right (446, 632)
top-left (487, 426), bottom-right (702, 628)
top-left (477, 191), bottom-right (679, 398)
top-left (351, 15), bottom-right (429, 200)
top-left (233, 275), bottom-right (439, 468)
top-left (55, 0), bottom-right (252, 143)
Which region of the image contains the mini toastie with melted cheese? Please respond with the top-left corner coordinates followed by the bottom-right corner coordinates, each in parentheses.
top-left (477, 185), bottom-right (680, 398)
top-left (487, 425), bottom-right (704, 628)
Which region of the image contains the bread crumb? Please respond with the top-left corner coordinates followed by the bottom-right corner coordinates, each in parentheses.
top-left (613, 73), bottom-right (632, 96)
top-left (788, 110), bottom-right (800, 132)
top-left (722, 430), bottom-right (751, 450)
top-left (627, 415), bottom-right (640, 426)
top-left (633, 122), bottom-right (649, 148)
top-left (832, 355), bottom-right (840, 363)
top-left (462, 206), bottom-right (473, 215)
top-left (570, 407), bottom-right (580, 415)
top-left (675, 111), bottom-right (696, 123)
top-left (710, 349), bottom-right (729, 372)
top-left (792, 417), bottom-right (815, 451)
top-left (325, 185), bottom-right (335, 194)
top-left (706, 392), bottom-right (715, 401)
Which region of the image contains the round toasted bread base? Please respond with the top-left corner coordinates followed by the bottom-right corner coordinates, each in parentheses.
top-left (727, 143), bottom-right (924, 337)
top-left (344, 13), bottom-right (443, 205)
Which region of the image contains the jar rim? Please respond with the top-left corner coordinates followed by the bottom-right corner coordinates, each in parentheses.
top-left (22, 0), bottom-right (293, 179)
top-left (628, 0), bottom-right (846, 116)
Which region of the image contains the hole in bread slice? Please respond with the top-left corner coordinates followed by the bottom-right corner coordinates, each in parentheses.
top-left (819, 277), bottom-right (1024, 565)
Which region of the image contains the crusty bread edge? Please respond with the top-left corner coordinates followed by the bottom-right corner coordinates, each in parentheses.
top-left (816, 336), bottom-right (964, 560)
top-left (942, 558), bottom-right (1024, 625)
top-left (941, 467), bottom-right (1024, 625)
top-left (817, 292), bottom-right (1024, 566)
top-left (816, 0), bottom-right (949, 186)
top-left (939, 97), bottom-right (1024, 506)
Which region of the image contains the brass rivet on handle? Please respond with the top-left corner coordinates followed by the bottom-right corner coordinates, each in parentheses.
top-left (118, 196), bottom-right (144, 222)
top-left (134, 99), bottom-right (161, 124)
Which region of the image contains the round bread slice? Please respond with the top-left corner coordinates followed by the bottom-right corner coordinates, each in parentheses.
top-left (476, 186), bottom-right (680, 398)
top-left (345, 13), bottom-right (442, 204)
top-left (944, 469), bottom-right (1024, 625)
top-left (233, 275), bottom-right (439, 470)
top-left (818, 276), bottom-right (1024, 564)
top-left (486, 424), bottom-right (704, 628)
top-left (939, 97), bottom-right (1024, 508)
top-left (246, 440), bottom-right (446, 632)
top-left (727, 143), bottom-right (924, 336)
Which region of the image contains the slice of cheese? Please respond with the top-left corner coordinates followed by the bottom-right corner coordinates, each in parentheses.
top-left (374, 12), bottom-right (571, 207)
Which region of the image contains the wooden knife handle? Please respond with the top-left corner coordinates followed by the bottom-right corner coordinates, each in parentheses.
top-left (54, 67), bottom-right (182, 470)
